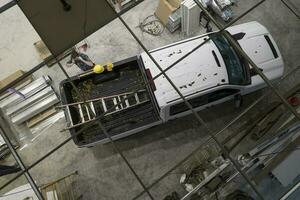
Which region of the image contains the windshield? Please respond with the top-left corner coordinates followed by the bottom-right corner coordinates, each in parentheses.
top-left (210, 33), bottom-right (249, 85)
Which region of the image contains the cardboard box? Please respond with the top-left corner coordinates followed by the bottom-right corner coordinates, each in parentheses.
top-left (155, 0), bottom-right (181, 25)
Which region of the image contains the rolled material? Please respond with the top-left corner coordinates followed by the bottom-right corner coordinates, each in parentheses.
top-left (0, 76), bottom-right (51, 109)
top-left (11, 93), bottom-right (59, 125)
top-left (6, 86), bottom-right (54, 116)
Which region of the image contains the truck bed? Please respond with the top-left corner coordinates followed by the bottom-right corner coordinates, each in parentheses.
top-left (60, 56), bottom-right (160, 147)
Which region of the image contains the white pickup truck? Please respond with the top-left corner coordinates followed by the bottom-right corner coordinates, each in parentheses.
top-left (60, 21), bottom-right (284, 147)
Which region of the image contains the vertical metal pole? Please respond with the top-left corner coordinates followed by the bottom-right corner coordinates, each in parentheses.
top-left (0, 113), bottom-right (44, 200)
top-left (191, 0), bottom-right (300, 198)
top-left (0, 1), bottom-right (17, 14)
top-left (55, 61), bottom-right (155, 200)
top-left (193, 0), bottom-right (300, 122)
top-left (104, 1), bottom-right (265, 199)
top-left (281, 0), bottom-right (300, 19)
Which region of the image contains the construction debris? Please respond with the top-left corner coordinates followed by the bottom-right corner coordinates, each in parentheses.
top-left (180, 155), bottom-right (231, 200)
top-left (138, 15), bottom-right (165, 36)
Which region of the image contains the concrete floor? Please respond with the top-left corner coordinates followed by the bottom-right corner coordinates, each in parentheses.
top-left (0, 0), bottom-right (300, 199)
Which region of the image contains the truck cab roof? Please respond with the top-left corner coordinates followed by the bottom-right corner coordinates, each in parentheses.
top-left (140, 34), bottom-right (229, 108)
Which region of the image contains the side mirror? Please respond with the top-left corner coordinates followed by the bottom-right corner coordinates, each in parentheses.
top-left (234, 94), bottom-right (243, 108)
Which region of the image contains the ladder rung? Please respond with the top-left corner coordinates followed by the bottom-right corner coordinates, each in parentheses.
top-left (64, 90), bottom-right (150, 129)
top-left (124, 95), bottom-right (130, 108)
top-left (118, 96), bottom-right (123, 109)
top-left (66, 106), bottom-right (73, 126)
top-left (106, 99), bottom-right (149, 116)
top-left (90, 102), bottom-right (96, 116)
top-left (101, 99), bottom-right (107, 112)
top-left (134, 93), bottom-right (140, 104)
top-left (85, 105), bottom-right (91, 120)
top-left (58, 90), bottom-right (148, 107)
top-left (78, 104), bottom-right (85, 122)
top-left (113, 98), bottom-right (119, 110)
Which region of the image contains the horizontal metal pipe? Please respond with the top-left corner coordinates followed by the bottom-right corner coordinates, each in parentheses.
top-left (113, 1), bottom-right (268, 199)
top-left (194, 0), bottom-right (300, 121)
top-left (11, 93), bottom-right (59, 124)
top-left (152, 0), bottom-right (266, 81)
top-left (0, 113), bottom-right (44, 200)
top-left (0, 59), bottom-right (51, 96)
top-left (0, 76), bottom-right (51, 109)
top-left (0, 0), bottom-right (16, 14)
top-left (0, 80), bottom-right (147, 191)
top-left (192, 0), bottom-right (298, 198)
top-left (6, 86), bottom-right (54, 116)
top-left (281, 0), bottom-right (300, 19)
top-left (131, 64), bottom-right (300, 200)
top-left (0, 0), bottom-right (290, 198)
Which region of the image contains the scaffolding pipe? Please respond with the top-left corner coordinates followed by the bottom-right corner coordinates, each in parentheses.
top-left (0, 113), bottom-right (44, 200)
top-left (104, 0), bottom-right (266, 198)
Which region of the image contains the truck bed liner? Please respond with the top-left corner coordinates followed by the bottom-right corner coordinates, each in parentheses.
top-left (60, 57), bottom-right (160, 147)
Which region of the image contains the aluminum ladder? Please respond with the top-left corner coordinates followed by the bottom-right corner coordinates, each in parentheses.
top-left (60, 90), bottom-right (149, 129)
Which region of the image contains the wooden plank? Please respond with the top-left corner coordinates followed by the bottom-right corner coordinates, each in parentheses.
top-left (26, 107), bottom-right (57, 128)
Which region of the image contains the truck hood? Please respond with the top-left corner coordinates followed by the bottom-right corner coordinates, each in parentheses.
top-left (238, 35), bottom-right (275, 64)
top-left (140, 35), bottom-right (229, 108)
top-left (226, 21), bottom-right (284, 80)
